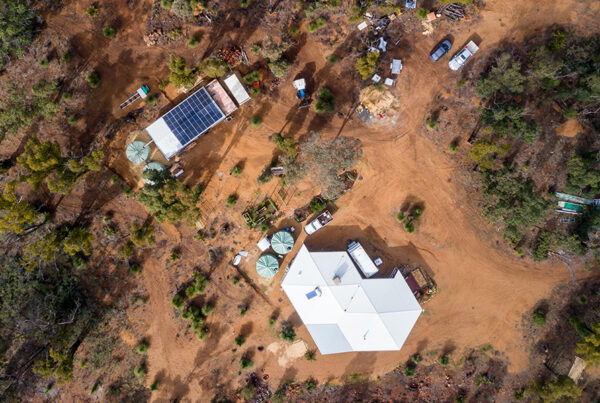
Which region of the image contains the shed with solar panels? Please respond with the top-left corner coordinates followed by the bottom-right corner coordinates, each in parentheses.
top-left (145, 86), bottom-right (232, 160)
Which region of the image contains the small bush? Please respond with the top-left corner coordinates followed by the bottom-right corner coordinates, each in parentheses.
top-left (439, 355), bottom-right (450, 365)
top-left (456, 78), bottom-right (467, 88)
top-left (67, 115), bottom-right (79, 126)
top-left (412, 208), bottom-right (422, 218)
top-left (240, 356), bottom-right (253, 369)
top-left (250, 116), bottom-right (262, 128)
top-left (226, 194), bottom-right (238, 206)
top-left (577, 295), bottom-right (588, 304)
top-left (533, 310), bottom-right (546, 326)
top-left (201, 303), bottom-right (213, 316)
top-left (146, 94), bottom-right (157, 104)
top-left (327, 55), bottom-right (339, 64)
top-left (38, 58), bottom-right (48, 67)
top-left (564, 107), bottom-right (577, 119)
top-left (316, 17), bottom-right (326, 27)
top-left (449, 142), bottom-right (458, 152)
top-left (307, 21), bottom-right (318, 33)
top-left (136, 341), bottom-right (149, 354)
top-left (187, 37), bottom-right (199, 47)
top-left (234, 335), bottom-right (246, 346)
top-left (416, 8), bottom-right (429, 19)
top-left (103, 26), bottom-right (116, 39)
top-left (304, 350), bottom-right (316, 361)
top-left (279, 325), bottom-right (296, 342)
top-left (239, 307), bottom-right (247, 316)
top-left (87, 72), bottom-right (100, 88)
top-left (404, 221), bottom-right (415, 233)
top-left (411, 353), bottom-right (422, 364)
top-left (169, 249), bottom-right (180, 261)
top-left (289, 26), bottom-right (299, 35)
top-left (404, 366), bottom-right (416, 377)
top-left (260, 223), bottom-right (269, 233)
top-left (86, 6), bottom-right (98, 17)
top-left (231, 165), bottom-right (243, 177)
top-left (314, 88), bottom-right (335, 113)
top-left (62, 52), bottom-right (72, 62)
top-left (149, 381), bottom-right (158, 391)
top-left (134, 365), bottom-right (146, 380)
top-left (310, 197), bottom-right (327, 213)
top-left (130, 263), bottom-right (141, 274)
top-left (161, 0), bottom-right (173, 8)
top-left (250, 44), bottom-right (261, 54)
top-left (239, 0), bottom-right (251, 8)
top-left (172, 295), bottom-right (184, 309)
top-left (396, 212), bottom-right (406, 223)
top-left (426, 119), bottom-right (438, 130)
top-left (249, 86), bottom-right (260, 96)
top-left (62, 92), bottom-right (72, 100)
top-left (269, 318), bottom-right (276, 327)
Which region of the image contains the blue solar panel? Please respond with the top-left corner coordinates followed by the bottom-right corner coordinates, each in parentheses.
top-left (162, 87), bottom-right (225, 146)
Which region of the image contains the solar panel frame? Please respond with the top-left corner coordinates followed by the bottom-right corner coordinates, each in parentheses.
top-left (161, 87), bottom-right (226, 148)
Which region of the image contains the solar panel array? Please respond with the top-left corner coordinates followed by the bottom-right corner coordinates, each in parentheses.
top-left (162, 87), bottom-right (225, 146)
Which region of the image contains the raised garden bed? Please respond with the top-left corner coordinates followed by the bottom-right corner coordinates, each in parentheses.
top-left (243, 197), bottom-right (278, 229)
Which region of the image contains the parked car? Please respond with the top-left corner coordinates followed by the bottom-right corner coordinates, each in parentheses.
top-left (430, 40), bottom-right (452, 62)
top-left (405, 0), bottom-right (417, 8)
top-left (449, 41), bottom-right (479, 71)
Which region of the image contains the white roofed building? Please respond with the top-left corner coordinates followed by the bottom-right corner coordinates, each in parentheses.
top-left (281, 244), bottom-right (422, 354)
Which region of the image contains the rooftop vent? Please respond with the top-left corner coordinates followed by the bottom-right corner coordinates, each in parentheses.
top-left (332, 275), bottom-right (341, 285)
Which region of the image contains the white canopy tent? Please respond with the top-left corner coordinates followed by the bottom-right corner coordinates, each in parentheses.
top-left (281, 245), bottom-right (422, 354)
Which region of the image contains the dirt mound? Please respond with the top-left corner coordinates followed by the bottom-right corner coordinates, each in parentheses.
top-left (556, 119), bottom-right (583, 138)
top-left (359, 85), bottom-right (396, 116)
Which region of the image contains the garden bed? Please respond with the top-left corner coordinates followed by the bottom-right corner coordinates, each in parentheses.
top-left (242, 197), bottom-right (278, 230)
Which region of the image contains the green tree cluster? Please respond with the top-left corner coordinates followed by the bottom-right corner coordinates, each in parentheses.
top-left (314, 88), bottom-right (335, 114)
top-left (137, 170), bottom-right (202, 226)
top-left (532, 230), bottom-right (583, 261)
top-left (17, 135), bottom-right (103, 195)
top-left (575, 320), bottom-right (600, 366)
top-left (565, 152), bottom-right (600, 196)
top-left (129, 221), bottom-right (155, 248)
top-left (273, 133), bottom-right (298, 156)
top-left (0, 80), bottom-right (61, 142)
top-left (22, 225), bottom-right (93, 270)
top-left (526, 376), bottom-right (582, 403)
top-left (480, 168), bottom-right (549, 246)
top-left (168, 55), bottom-right (196, 90)
top-left (261, 37), bottom-right (291, 78)
top-left (0, 0), bottom-right (37, 70)
top-left (467, 140), bottom-right (511, 170)
top-left (480, 103), bottom-right (541, 143)
top-left (477, 53), bottom-right (527, 98)
top-left (0, 187), bottom-right (42, 235)
top-left (198, 55), bottom-right (228, 78)
top-left (355, 51), bottom-right (379, 80)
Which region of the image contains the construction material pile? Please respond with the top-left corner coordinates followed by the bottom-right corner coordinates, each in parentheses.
top-left (440, 3), bottom-right (466, 20)
top-left (218, 46), bottom-right (246, 65)
top-left (359, 85), bottom-right (395, 116)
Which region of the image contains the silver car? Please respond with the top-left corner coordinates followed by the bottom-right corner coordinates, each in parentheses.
top-left (430, 40), bottom-right (452, 62)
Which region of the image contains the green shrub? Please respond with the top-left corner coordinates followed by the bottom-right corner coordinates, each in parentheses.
top-left (134, 365), bottom-right (146, 380)
top-left (250, 116), bottom-right (262, 128)
top-left (243, 70), bottom-right (262, 84)
top-left (240, 356), bottom-right (253, 369)
top-left (249, 86), bottom-right (260, 96)
top-left (310, 197), bottom-right (327, 213)
top-left (564, 107), bottom-right (577, 119)
top-left (226, 194), bottom-right (238, 206)
top-left (146, 94), bottom-right (157, 104)
top-left (416, 8), bottom-right (429, 19)
top-left (62, 52), bottom-right (72, 62)
top-left (279, 325), bottom-right (296, 342)
top-left (239, 0), bottom-right (251, 8)
top-left (67, 115), bottom-right (78, 126)
top-left (172, 295), bottom-right (184, 309)
top-left (188, 37), bottom-right (199, 47)
top-left (87, 72), bottom-right (100, 88)
top-left (547, 28), bottom-right (567, 52)
top-left (269, 318), bottom-right (276, 326)
top-left (136, 341), bottom-right (149, 354)
top-left (231, 165), bottom-right (243, 177)
top-left (39, 58), bottom-right (48, 67)
top-left (289, 26), bottom-right (299, 35)
top-left (316, 17), bottom-right (326, 27)
top-left (426, 119), bottom-right (438, 130)
top-left (411, 353), bottom-right (423, 364)
top-left (239, 307), bottom-right (247, 316)
top-left (307, 21), bottom-right (318, 33)
top-left (150, 381), bottom-right (158, 391)
top-left (130, 263), bottom-right (141, 274)
top-left (102, 26), bottom-right (116, 39)
top-left (449, 142), bottom-right (458, 152)
top-left (577, 295), bottom-right (588, 304)
top-left (404, 366), bottom-right (416, 377)
top-left (412, 208), bottom-right (422, 218)
top-left (327, 55), bottom-right (339, 64)
top-left (250, 44), bottom-right (261, 54)
top-left (532, 309), bottom-right (546, 325)
top-left (234, 335), bottom-right (246, 346)
top-left (169, 249), bottom-right (180, 261)
top-left (304, 350), bottom-right (316, 361)
top-left (62, 92), bottom-right (72, 100)
top-left (314, 88), bottom-right (335, 113)
top-left (201, 303), bottom-right (213, 315)
top-left (86, 6), bottom-right (98, 17)
top-left (355, 51), bottom-right (379, 80)
top-left (161, 0), bottom-right (173, 8)
top-left (268, 59), bottom-right (290, 77)
top-left (439, 355), bottom-right (450, 365)
top-left (404, 221), bottom-right (415, 233)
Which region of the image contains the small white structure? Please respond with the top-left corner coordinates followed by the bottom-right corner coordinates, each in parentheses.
top-left (357, 21), bottom-right (368, 31)
top-left (378, 37), bottom-right (388, 52)
top-left (281, 244), bottom-right (422, 354)
top-left (384, 78), bottom-right (395, 86)
top-left (257, 237), bottom-right (271, 252)
top-left (391, 59), bottom-right (403, 74)
top-left (372, 74), bottom-right (381, 83)
top-left (223, 72), bottom-right (251, 106)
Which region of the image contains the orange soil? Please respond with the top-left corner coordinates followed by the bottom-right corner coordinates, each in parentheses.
top-left (35, 0), bottom-right (600, 400)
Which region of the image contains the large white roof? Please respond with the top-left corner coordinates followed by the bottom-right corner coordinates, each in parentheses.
top-left (281, 245), bottom-right (422, 354)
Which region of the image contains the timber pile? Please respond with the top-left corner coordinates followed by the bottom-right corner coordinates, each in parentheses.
top-left (218, 46), bottom-right (244, 65)
top-left (439, 3), bottom-right (465, 20)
